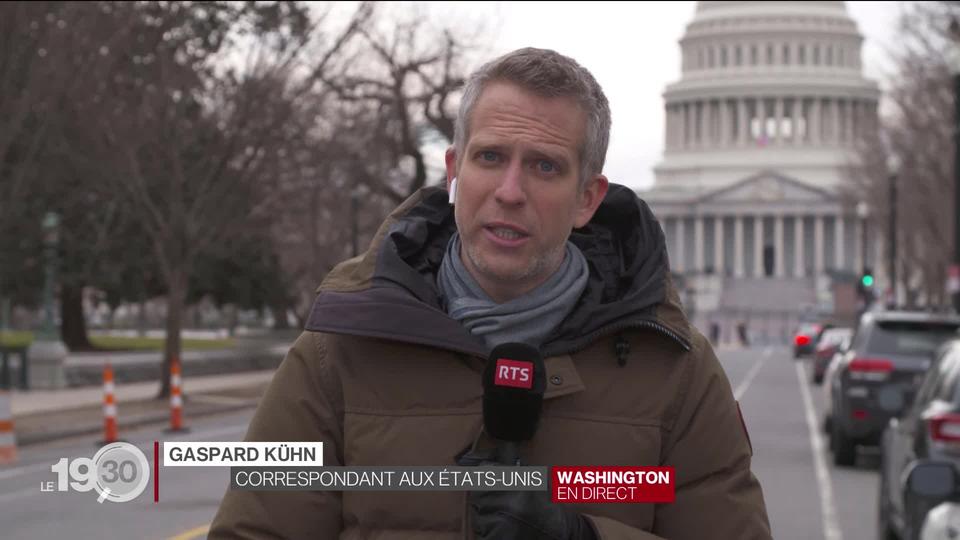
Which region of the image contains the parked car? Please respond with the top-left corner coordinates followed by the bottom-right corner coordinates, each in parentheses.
top-left (828, 311), bottom-right (960, 466)
top-left (795, 321), bottom-right (829, 359)
top-left (879, 340), bottom-right (960, 540)
top-left (812, 327), bottom-right (853, 385)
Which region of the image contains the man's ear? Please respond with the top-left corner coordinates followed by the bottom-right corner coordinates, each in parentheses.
top-left (573, 174), bottom-right (609, 228)
top-left (445, 147), bottom-right (457, 191)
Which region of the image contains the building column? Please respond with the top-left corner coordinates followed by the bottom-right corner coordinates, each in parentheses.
top-left (775, 215), bottom-right (785, 277)
top-left (792, 96), bottom-right (803, 145)
top-left (811, 97), bottom-right (821, 145)
top-left (754, 216), bottom-right (764, 277)
top-left (694, 215), bottom-right (705, 273)
top-left (664, 105), bottom-right (672, 150)
top-left (774, 97), bottom-right (784, 145)
top-left (757, 96), bottom-right (767, 143)
top-left (699, 101), bottom-right (708, 148)
top-left (738, 97), bottom-right (748, 146)
top-left (675, 216), bottom-right (686, 272)
top-left (734, 215), bottom-right (745, 277)
top-left (814, 214), bottom-right (825, 274)
top-left (682, 103), bottom-right (690, 149)
top-left (794, 215), bottom-right (804, 277)
top-left (714, 216), bottom-right (725, 275)
top-left (831, 99), bottom-right (841, 145)
top-left (845, 99), bottom-right (855, 143)
top-left (835, 214), bottom-right (846, 271)
top-left (720, 100), bottom-right (730, 147)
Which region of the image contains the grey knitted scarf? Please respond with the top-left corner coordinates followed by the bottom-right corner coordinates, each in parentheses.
top-left (437, 232), bottom-right (589, 350)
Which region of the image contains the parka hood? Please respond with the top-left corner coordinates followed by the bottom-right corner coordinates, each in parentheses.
top-left (305, 184), bottom-right (691, 358)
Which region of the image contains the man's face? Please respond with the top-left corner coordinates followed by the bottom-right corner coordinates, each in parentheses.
top-left (445, 81), bottom-right (608, 303)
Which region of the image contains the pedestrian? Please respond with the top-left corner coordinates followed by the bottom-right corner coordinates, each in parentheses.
top-left (210, 47), bottom-right (771, 540)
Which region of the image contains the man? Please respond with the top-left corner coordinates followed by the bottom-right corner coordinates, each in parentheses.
top-left (211, 47), bottom-right (771, 539)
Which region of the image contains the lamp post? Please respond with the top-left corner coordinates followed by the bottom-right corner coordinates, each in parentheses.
top-left (857, 202), bottom-right (869, 274)
top-left (887, 153), bottom-right (900, 308)
top-left (26, 211), bottom-right (68, 388)
top-left (949, 18), bottom-right (960, 313)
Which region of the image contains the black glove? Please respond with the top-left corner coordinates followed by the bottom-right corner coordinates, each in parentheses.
top-left (468, 489), bottom-right (599, 540)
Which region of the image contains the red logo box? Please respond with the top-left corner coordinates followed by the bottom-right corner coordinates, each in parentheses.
top-left (551, 466), bottom-right (675, 504)
top-left (493, 359), bottom-right (533, 389)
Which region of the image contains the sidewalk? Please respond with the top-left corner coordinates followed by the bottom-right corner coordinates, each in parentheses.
top-left (11, 369), bottom-right (276, 446)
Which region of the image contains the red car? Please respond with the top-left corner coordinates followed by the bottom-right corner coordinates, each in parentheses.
top-left (794, 322), bottom-right (829, 359)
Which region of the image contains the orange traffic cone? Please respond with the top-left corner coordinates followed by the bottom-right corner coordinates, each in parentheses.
top-left (166, 358), bottom-right (187, 433)
top-left (102, 363), bottom-right (118, 444)
top-left (0, 389), bottom-right (17, 465)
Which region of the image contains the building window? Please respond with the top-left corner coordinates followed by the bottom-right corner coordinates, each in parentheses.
top-left (709, 46), bottom-right (715, 68)
top-left (735, 45), bottom-right (742, 66)
top-left (838, 47), bottom-right (845, 67)
top-left (798, 44), bottom-right (806, 65)
top-left (783, 43), bottom-right (790, 65)
top-left (698, 48), bottom-right (704, 69)
top-left (813, 44), bottom-right (820, 65)
top-left (751, 44), bottom-right (758, 65)
top-left (721, 46), bottom-right (728, 67)
top-left (767, 44), bottom-right (775, 65)
top-left (826, 45), bottom-right (833, 66)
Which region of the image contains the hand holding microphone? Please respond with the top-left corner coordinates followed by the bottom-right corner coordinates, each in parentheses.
top-left (467, 343), bottom-right (598, 540)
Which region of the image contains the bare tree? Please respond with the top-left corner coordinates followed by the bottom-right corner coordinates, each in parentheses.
top-left (77, 1), bottom-right (372, 397)
top-left (846, 1), bottom-right (960, 309)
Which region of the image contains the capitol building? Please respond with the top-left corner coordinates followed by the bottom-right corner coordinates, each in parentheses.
top-left (641, 1), bottom-right (880, 343)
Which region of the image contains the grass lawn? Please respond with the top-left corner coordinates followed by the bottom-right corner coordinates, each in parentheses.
top-left (0, 332), bottom-right (235, 351)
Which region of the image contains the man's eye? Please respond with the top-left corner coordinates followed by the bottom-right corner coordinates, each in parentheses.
top-left (480, 151), bottom-right (499, 162)
top-left (537, 160), bottom-right (557, 173)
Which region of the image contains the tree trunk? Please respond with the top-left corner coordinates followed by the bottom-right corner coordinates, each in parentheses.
top-left (270, 302), bottom-right (291, 330)
top-left (158, 270), bottom-right (186, 399)
top-left (138, 297), bottom-right (148, 337)
top-left (60, 284), bottom-right (93, 351)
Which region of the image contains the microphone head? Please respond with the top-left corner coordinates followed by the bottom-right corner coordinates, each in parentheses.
top-left (482, 343), bottom-right (546, 442)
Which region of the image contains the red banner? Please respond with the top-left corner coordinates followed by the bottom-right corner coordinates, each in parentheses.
top-left (551, 466), bottom-right (675, 504)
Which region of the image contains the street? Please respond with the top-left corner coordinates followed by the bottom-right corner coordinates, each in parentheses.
top-left (0, 347), bottom-right (882, 540)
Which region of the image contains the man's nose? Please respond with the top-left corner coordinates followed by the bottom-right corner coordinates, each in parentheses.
top-left (494, 161), bottom-right (526, 206)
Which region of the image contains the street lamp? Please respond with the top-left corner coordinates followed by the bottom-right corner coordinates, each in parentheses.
top-left (948, 18), bottom-right (960, 313)
top-left (40, 211), bottom-right (60, 339)
top-left (857, 201), bottom-right (869, 273)
top-left (887, 153), bottom-right (900, 308)
top-left (26, 211), bottom-right (68, 388)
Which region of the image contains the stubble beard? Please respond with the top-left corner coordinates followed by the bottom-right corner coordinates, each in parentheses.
top-left (462, 234), bottom-right (567, 295)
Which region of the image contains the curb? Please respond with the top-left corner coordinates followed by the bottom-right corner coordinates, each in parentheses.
top-left (16, 397), bottom-right (260, 447)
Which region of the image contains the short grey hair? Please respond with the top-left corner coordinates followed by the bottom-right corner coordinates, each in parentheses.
top-left (453, 48), bottom-right (611, 189)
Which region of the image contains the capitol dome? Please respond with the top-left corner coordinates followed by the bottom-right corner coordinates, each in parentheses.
top-left (643, 1), bottom-right (880, 341)
top-left (654, 0), bottom-right (879, 191)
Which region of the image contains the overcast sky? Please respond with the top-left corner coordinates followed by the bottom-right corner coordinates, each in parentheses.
top-left (417, 1), bottom-right (904, 191)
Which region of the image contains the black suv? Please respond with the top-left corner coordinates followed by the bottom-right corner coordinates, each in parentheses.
top-left (828, 311), bottom-right (960, 466)
top-left (879, 339), bottom-right (960, 540)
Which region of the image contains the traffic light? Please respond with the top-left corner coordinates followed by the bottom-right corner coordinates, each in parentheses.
top-left (858, 268), bottom-right (875, 307)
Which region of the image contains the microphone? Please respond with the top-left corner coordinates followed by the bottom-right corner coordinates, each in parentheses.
top-left (482, 343), bottom-right (546, 465)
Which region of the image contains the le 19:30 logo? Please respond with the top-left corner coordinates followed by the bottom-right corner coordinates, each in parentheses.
top-left (47, 442), bottom-right (150, 503)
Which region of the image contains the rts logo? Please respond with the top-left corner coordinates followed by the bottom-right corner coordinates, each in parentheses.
top-left (494, 359), bottom-right (533, 389)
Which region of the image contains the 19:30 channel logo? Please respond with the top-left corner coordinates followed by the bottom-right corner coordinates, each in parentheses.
top-left (48, 442), bottom-right (150, 503)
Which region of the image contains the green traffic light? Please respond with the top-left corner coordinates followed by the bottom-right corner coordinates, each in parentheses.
top-left (862, 275), bottom-right (874, 287)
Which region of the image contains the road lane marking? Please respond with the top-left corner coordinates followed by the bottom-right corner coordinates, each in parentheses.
top-left (0, 484), bottom-right (43, 505)
top-left (0, 462), bottom-right (50, 481)
top-left (167, 523), bottom-right (210, 540)
top-left (795, 361), bottom-right (842, 540)
top-left (734, 352), bottom-right (766, 400)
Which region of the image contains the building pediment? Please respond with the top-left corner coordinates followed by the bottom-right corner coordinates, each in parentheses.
top-left (698, 171), bottom-right (835, 205)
